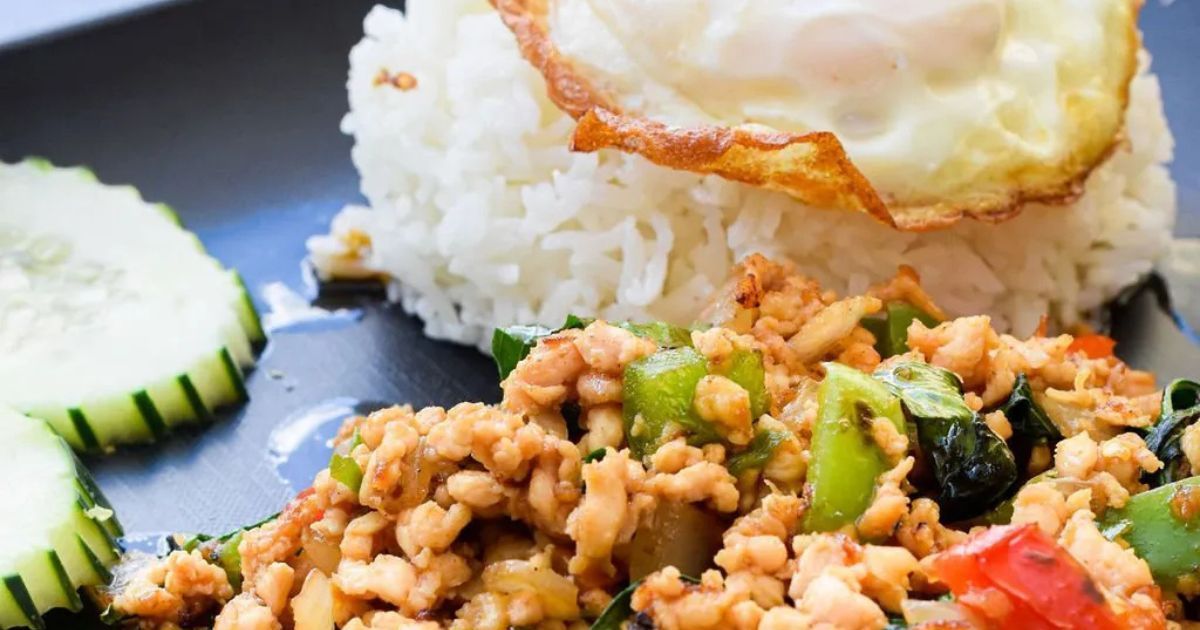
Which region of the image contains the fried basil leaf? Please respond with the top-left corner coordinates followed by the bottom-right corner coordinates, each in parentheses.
top-left (726, 429), bottom-right (789, 477)
top-left (997, 374), bottom-right (1062, 474)
top-left (875, 362), bottom-right (1018, 521)
top-left (591, 575), bottom-right (700, 630)
top-left (583, 447), bottom-right (608, 464)
top-left (1144, 379), bottom-right (1200, 486)
top-left (491, 324), bottom-right (556, 380)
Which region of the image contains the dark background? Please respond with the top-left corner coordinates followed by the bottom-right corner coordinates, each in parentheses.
top-left (0, 1), bottom-right (1197, 624)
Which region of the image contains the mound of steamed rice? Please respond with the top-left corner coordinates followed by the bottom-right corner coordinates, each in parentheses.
top-left (308, 0), bottom-right (1177, 352)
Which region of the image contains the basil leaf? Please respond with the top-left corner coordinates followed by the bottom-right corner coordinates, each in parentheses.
top-left (591, 574), bottom-right (700, 630)
top-left (1144, 379), bottom-right (1200, 486)
top-left (876, 361), bottom-right (1017, 521)
top-left (583, 448), bottom-right (608, 464)
top-left (563, 314), bottom-right (594, 330)
top-left (491, 324), bottom-right (555, 380)
top-left (590, 580), bottom-right (642, 630)
top-left (726, 429), bottom-right (789, 476)
top-left (995, 373), bottom-right (1061, 477)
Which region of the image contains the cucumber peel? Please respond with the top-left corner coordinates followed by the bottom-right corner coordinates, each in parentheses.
top-left (0, 159), bottom-right (264, 451)
top-left (0, 406), bottom-right (122, 629)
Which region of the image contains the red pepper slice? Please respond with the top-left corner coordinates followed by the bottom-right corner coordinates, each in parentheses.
top-left (1067, 334), bottom-right (1116, 359)
top-left (932, 524), bottom-right (1122, 630)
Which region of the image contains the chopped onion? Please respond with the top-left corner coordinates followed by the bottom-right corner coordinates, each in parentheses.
top-left (482, 559), bottom-right (580, 619)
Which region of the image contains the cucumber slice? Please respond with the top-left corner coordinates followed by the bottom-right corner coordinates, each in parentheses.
top-left (0, 160), bottom-right (264, 451)
top-left (0, 406), bottom-right (122, 629)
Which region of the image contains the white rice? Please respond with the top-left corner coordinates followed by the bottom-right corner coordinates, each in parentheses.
top-left (309, 0), bottom-right (1177, 351)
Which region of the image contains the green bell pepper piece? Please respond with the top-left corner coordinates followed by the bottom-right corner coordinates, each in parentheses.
top-left (622, 346), bottom-right (769, 460)
top-left (711, 349), bottom-right (770, 420)
top-left (861, 302), bottom-right (940, 358)
top-left (328, 430), bottom-right (364, 493)
top-left (623, 348), bottom-right (722, 459)
top-left (182, 512), bottom-right (279, 590)
top-left (616, 321), bottom-right (694, 349)
top-left (492, 317), bottom-right (694, 381)
top-left (1099, 477), bottom-right (1200, 588)
top-left (803, 362), bottom-right (906, 533)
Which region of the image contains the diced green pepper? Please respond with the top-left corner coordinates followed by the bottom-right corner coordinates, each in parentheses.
top-left (562, 314), bottom-right (592, 330)
top-left (212, 532), bottom-right (246, 590)
top-left (622, 348), bottom-right (721, 459)
top-left (182, 512), bottom-right (278, 591)
top-left (710, 349), bottom-right (770, 419)
top-left (622, 346), bottom-right (770, 460)
top-left (616, 321), bottom-right (694, 349)
top-left (328, 430), bottom-right (364, 493)
top-left (862, 302), bottom-right (940, 358)
top-left (803, 362), bottom-right (906, 534)
top-left (1099, 477), bottom-right (1200, 588)
top-left (491, 317), bottom-right (692, 381)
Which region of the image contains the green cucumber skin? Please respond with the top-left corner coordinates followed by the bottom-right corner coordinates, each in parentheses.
top-left (130, 391), bottom-right (168, 440)
top-left (45, 553), bottom-right (82, 612)
top-left (177, 375), bottom-right (213, 422)
top-left (231, 271), bottom-right (266, 349)
top-left (2, 575), bottom-right (43, 630)
top-left (39, 345), bottom-right (251, 453)
top-left (66, 409), bottom-right (100, 452)
top-left (0, 424), bottom-right (122, 629)
top-left (70, 451), bottom-right (123, 538)
top-left (21, 157), bottom-right (54, 172)
top-left (154, 203), bottom-right (183, 227)
top-left (6, 162), bottom-right (262, 452)
top-left (220, 348), bottom-right (250, 404)
top-left (74, 495), bottom-right (121, 558)
top-left (75, 536), bottom-right (111, 584)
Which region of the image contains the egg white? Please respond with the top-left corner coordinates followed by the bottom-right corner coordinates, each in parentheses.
top-left (542, 0), bottom-right (1139, 226)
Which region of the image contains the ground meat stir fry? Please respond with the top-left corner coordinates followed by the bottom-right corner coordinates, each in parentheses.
top-left (109, 255), bottom-right (1194, 629)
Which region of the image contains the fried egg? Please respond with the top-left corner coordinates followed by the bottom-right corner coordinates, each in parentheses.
top-left (492, 0), bottom-right (1140, 230)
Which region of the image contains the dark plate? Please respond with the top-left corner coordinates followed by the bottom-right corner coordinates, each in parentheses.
top-left (0, 1), bottom-right (1197, 626)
